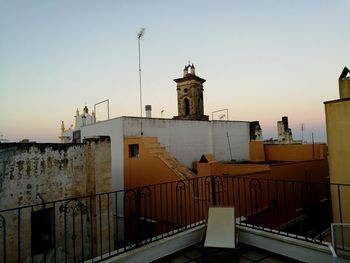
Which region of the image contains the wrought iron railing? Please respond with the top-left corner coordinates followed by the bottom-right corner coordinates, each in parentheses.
top-left (0, 175), bottom-right (349, 262)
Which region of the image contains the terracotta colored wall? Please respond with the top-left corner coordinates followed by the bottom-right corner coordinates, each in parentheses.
top-left (221, 163), bottom-right (270, 175)
top-left (196, 163), bottom-right (212, 177)
top-left (123, 138), bottom-right (331, 239)
top-left (264, 144), bottom-right (327, 161)
top-left (124, 137), bottom-right (180, 189)
top-left (269, 160), bottom-right (328, 182)
top-left (194, 159), bottom-right (330, 225)
top-left (197, 159), bottom-right (328, 182)
top-left (249, 141), bottom-right (265, 162)
top-left (197, 162), bottom-right (270, 177)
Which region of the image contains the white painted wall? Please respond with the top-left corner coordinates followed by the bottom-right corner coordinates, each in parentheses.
top-left (80, 116), bottom-right (248, 239)
top-left (211, 121), bottom-right (249, 161)
top-left (80, 117), bottom-right (249, 191)
top-left (122, 117), bottom-right (249, 167)
top-left (123, 117), bottom-right (213, 167)
top-left (81, 118), bottom-right (125, 236)
top-left (80, 118), bottom-right (124, 191)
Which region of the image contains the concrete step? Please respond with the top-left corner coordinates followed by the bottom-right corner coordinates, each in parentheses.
top-left (143, 136), bottom-right (195, 180)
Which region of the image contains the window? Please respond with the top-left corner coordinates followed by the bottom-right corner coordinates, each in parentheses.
top-left (72, 130), bottom-right (81, 143)
top-left (31, 208), bottom-right (54, 255)
top-left (129, 144), bottom-right (139, 158)
top-left (184, 98), bottom-right (190, 115)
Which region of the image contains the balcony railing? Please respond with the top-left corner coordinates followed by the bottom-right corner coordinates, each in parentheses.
top-left (0, 175), bottom-right (349, 262)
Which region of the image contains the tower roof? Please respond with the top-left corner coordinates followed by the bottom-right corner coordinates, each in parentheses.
top-left (173, 74), bottom-right (206, 84)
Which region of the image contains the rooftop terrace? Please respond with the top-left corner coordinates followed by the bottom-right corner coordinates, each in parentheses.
top-left (1, 175), bottom-right (349, 262)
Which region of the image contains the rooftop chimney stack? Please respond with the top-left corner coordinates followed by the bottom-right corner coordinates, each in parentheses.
top-left (339, 67), bottom-right (350, 99)
top-left (145, 105), bottom-right (152, 118)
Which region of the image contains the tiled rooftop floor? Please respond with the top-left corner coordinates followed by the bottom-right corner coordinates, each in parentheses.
top-left (154, 243), bottom-right (300, 263)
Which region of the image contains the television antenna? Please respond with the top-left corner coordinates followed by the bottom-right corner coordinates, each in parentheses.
top-left (138, 28), bottom-right (145, 136)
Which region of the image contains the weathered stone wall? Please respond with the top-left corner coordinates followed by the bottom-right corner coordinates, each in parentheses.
top-left (0, 143), bottom-right (85, 210)
top-left (0, 137), bottom-right (111, 209)
top-left (0, 137), bottom-right (112, 262)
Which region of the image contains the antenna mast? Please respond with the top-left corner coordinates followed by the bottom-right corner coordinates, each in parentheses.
top-left (301, 123), bottom-right (304, 143)
top-left (138, 28), bottom-right (145, 136)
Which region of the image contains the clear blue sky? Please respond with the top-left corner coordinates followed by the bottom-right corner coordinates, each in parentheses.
top-left (1, 0), bottom-right (349, 143)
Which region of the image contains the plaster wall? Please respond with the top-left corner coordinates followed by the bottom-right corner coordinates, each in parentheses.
top-left (80, 117), bottom-right (249, 190)
top-left (325, 99), bottom-right (350, 222)
top-left (122, 117), bottom-right (249, 166)
top-left (123, 118), bottom-right (212, 167)
top-left (249, 141), bottom-right (265, 162)
top-left (0, 138), bottom-right (112, 262)
top-left (211, 121), bottom-right (249, 162)
top-left (325, 100), bottom-right (350, 185)
top-left (0, 139), bottom-right (111, 201)
top-left (264, 144), bottom-right (327, 161)
top-left (196, 159), bottom-right (328, 183)
top-left (80, 118), bottom-right (124, 191)
top-left (0, 143), bottom-right (85, 210)
top-left (123, 137), bottom-right (180, 188)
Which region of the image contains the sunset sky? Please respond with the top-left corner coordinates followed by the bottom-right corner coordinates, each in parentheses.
top-left (1, 0), bottom-right (349, 143)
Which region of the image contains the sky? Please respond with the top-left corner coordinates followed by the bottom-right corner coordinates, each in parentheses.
top-left (1, 0), bottom-right (349, 143)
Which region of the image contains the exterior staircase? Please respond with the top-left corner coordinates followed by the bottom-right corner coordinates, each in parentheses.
top-left (142, 137), bottom-right (195, 181)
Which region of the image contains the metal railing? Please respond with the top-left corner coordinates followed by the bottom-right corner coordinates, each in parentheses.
top-left (0, 175), bottom-right (349, 262)
top-left (331, 223), bottom-right (350, 258)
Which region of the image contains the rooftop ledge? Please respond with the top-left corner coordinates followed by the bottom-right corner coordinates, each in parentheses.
top-left (89, 224), bottom-right (348, 263)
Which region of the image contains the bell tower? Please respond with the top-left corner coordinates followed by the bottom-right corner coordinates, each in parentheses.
top-left (173, 64), bottom-right (209, 121)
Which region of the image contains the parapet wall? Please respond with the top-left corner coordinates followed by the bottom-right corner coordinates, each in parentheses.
top-left (0, 137), bottom-right (111, 210)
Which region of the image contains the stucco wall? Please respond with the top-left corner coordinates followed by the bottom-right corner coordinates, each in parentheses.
top-left (325, 99), bottom-right (350, 185)
top-left (0, 143), bottom-right (85, 210)
top-left (80, 117), bottom-right (249, 191)
top-left (0, 138), bottom-right (111, 210)
top-left (249, 141), bottom-right (266, 162)
top-left (211, 120), bottom-right (249, 161)
top-left (123, 118), bottom-right (213, 167)
top-left (264, 143), bottom-right (327, 161)
top-left (325, 99), bottom-right (350, 223)
top-left (0, 138), bottom-right (112, 262)
top-left (80, 118), bottom-right (124, 191)
top-left (124, 137), bottom-right (182, 189)
top-left (196, 159), bottom-right (328, 182)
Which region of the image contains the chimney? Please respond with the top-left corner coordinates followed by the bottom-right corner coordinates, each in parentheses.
top-left (145, 105), bottom-right (152, 118)
top-left (339, 67), bottom-right (350, 99)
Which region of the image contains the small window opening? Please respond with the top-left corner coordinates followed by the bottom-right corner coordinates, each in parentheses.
top-left (129, 144), bottom-right (139, 158)
top-left (184, 98), bottom-right (190, 115)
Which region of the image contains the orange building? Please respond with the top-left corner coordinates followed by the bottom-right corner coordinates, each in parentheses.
top-left (249, 141), bottom-right (327, 162)
top-left (123, 135), bottom-right (330, 241)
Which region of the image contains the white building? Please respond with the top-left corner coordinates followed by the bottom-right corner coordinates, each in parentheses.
top-left (79, 116), bottom-right (249, 191)
top-left (60, 106), bottom-right (96, 143)
top-left (60, 65), bottom-right (250, 191)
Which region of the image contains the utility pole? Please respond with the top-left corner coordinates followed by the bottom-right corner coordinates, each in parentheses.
top-left (137, 28), bottom-right (145, 136)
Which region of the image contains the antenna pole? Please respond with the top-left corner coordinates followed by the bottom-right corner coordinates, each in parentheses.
top-left (301, 123), bottom-right (304, 144)
top-left (138, 28), bottom-right (145, 136)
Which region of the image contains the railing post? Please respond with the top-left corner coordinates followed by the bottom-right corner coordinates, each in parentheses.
top-left (211, 176), bottom-right (216, 206)
top-left (135, 188), bottom-right (142, 247)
